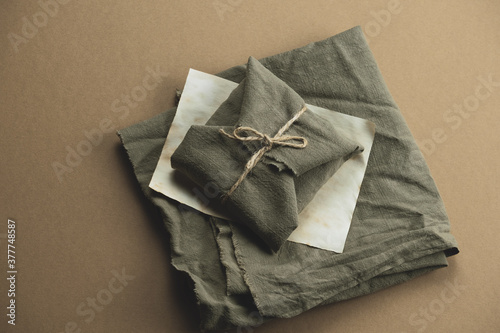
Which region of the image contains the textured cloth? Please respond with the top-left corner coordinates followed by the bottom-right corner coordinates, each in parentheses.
top-left (171, 56), bottom-right (363, 252)
top-left (117, 26), bottom-right (459, 330)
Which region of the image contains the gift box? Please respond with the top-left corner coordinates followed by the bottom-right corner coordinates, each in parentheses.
top-left (171, 56), bottom-right (364, 252)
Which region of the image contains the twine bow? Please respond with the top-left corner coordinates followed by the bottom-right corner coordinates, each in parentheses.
top-left (219, 105), bottom-right (308, 200)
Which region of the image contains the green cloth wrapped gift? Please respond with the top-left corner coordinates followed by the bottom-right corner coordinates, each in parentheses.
top-left (171, 56), bottom-right (363, 252)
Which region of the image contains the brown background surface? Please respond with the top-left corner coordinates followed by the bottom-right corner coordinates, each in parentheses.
top-left (1, 1), bottom-right (499, 332)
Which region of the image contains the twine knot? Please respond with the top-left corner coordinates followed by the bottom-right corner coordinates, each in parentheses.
top-left (219, 105), bottom-right (308, 200)
top-left (221, 126), bottom-right (307, 150)
top-left (262, 133), bottom-right (273, 148)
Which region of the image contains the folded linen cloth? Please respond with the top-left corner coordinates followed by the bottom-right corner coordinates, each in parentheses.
top-left (117, 26), bottom-right (459, 330)
top-left (171, 56), bottom-right (363, 252)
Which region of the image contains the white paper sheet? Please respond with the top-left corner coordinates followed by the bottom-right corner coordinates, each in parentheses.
top-left (149, 69), bottom-right (375, 253)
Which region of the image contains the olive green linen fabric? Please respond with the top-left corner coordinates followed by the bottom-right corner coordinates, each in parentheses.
top-left (117, 26), bottom-right (458, 330)
top-left (171, 56), bottom-right (363, 252)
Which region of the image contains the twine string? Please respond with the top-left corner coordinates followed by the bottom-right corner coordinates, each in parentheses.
top-left (219, 105), bottom-right (308, 200)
